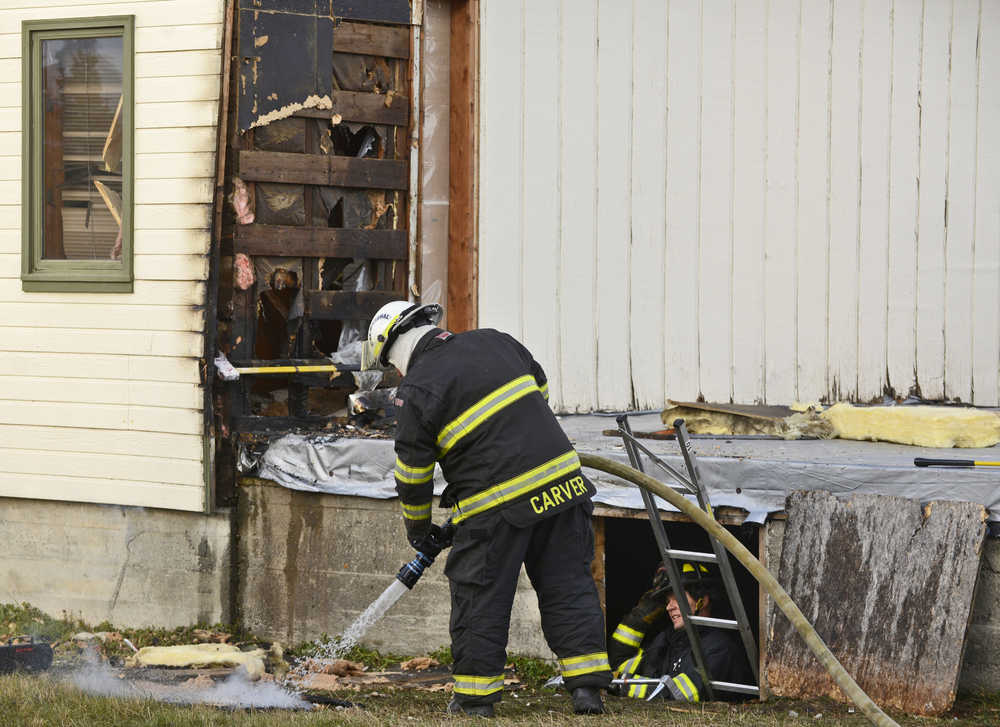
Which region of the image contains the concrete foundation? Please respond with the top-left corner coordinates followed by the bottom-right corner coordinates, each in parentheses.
top-left (235, 478), bottom-right (553, 657)
top-left (2, 469), bottom-right (997, 694)
top-left (0, 496), bottom-right (232, 628)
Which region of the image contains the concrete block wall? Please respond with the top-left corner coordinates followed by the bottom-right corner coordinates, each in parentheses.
top-left (235, 479), bottom-right (554, 658)
top-left (0, 496), bottom-right (232, 628)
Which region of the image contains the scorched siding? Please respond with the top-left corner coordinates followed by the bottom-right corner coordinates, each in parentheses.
top-left (0, 0), bottom-right (223, 511)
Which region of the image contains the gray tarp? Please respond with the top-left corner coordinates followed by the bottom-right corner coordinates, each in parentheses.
top-left (256, 432), bottom-right (1000, 523)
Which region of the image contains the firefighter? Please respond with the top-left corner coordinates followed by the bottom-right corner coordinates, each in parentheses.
top-left (362, 301), bottom-right (612, 717)
top-left (608, 562), bottom-right (754, 701)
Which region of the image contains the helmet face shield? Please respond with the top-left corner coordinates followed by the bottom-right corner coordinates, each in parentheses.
top-left (360, 337), bottom-right (382, 371)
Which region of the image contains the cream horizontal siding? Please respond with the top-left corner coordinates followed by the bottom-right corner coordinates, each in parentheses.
top-left (477, 0), bottom-right (1000, 411)
top-left (0, 424), bottom-right (202, 459)
top-left (0, 473), bottom-right (204, 510)
top-left (0, 0), bottom-right (221, 511)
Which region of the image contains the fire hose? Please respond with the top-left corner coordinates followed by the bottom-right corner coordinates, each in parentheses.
top-left (579, 452), bottom-right (900, 727)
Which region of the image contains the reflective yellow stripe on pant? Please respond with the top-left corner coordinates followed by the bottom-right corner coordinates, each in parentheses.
top-left (453, 674), bottom-right (504, 697)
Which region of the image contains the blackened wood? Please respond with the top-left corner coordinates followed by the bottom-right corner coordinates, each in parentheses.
top-left (295, 90), bottom-right (409, 126)
top-left (234, 415), bottom-right (340, 433)
top-left (208, 0), bottom-right (237, 510)
top-left (763, 491), bottom-right (986, 715)
top-left (236, 224), bottom-right (407, 259)
top-left (255, 183), bottom-right (306, 226)
top-left (308, 290), bottom-right (399, 320)
top-left (334, 20), bottom-right (409, 58)
top-left (229, 357), bottom-right (356, 371)
top-left (448, 0), bottom-right (479, 331)
top-left (254, 117), bottom-right (306, 153)
top-left (239, 0), bottom-right (330, 12)
top-left (332, 53), bottom-right (396, 93)
top-left (237, 9), bottom-right (334, 132)
top-left (333, 0), bottom-right (410, 24)
top-left (239, 151), bottom-right (408, 189)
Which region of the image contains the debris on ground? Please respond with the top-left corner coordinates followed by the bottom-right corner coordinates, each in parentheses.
top-left (297, 658), bottom-right (367, 676)
top-left (126, 644), bottom-right (268, 681)
top-left (400, 657), bottom-right (439, 671)
top-left (191, 629), bottom-right (231, 644)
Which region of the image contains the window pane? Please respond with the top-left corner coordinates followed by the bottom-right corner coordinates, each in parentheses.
top-left (41, 35), bottom-right (123, 261)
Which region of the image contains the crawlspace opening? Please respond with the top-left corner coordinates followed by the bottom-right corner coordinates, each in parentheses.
top-left (602, 516), bottom-right (761, 649)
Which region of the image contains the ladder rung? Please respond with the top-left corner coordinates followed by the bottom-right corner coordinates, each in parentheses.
top-left (665, 549), bottom-right (718, 563)
top-left (710, 680), bottom-right (760, 696)
top-left (688, 615), bottom-right (739, 630)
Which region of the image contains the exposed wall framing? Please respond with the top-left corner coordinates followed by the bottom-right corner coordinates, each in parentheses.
top-left (214, 1), bottom-right (415, 500)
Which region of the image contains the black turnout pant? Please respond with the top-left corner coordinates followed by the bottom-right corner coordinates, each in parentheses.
top-left (444, 501), bottom-right (611, 706)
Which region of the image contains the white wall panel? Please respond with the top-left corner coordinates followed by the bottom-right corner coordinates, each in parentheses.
top-left (916, 0), bottom-right (951, 400)
top-left (698, 0), bottom-right (734, 404)
top-left (732, 0), bottom-right (767, 404)
top-left (477, 0), bottom-right (1000, 410)
top-left (764, 0), bottom-right (800, 404)
top-left (477, 0), bottom-right (523, 340)
top-left (664, 0), bottom-right (700, 403)
top-left (797, 0), bottom-right (832, 401)
top-left (520, 0), bottom-right (561, 407)
top-left (857, 0), bottom-right (892, 398)
top-left (974, 0), bottom-right (1000, 406)
top-left (559, 0), bottom-right (598, 412)
top-left (629, 0), bottom-right (667, 409)
top-left (886, 0), bottom-right (922, 399)
top-left (945, 0), bottom-right (981, 401)
top-left (594, 0), bottom-right (633, 410)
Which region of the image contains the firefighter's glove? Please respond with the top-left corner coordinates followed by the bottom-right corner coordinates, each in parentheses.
top-left (635, 566), bottom-right (671, 625)
top-left (405, 517), bottom-right (433, 550)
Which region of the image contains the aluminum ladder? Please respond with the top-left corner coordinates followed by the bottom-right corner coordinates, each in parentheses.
top-left (615, 414), bottom-right (760, 699)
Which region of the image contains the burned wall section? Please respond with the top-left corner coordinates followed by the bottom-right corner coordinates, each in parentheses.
top-left (215, 1), bottom-right (414, 503)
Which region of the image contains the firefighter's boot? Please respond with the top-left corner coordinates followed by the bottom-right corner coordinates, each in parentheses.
top-left (571, 686), bottom-right (604, 715)
top-left (446, 699), bottom-right (495, 718)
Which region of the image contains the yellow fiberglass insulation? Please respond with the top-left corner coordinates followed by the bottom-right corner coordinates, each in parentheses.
top-left (127, 643), bottom-right (267, 680)
top-left (820, 403), bottom-right (1000, 448)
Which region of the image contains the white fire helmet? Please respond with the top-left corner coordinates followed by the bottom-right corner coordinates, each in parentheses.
top-left (361, 300), bottom-right (443, 370)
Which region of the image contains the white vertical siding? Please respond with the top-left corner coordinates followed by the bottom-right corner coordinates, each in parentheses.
top-left (0, 0), bottom-right (221, 511)
top-left (629, 0), bottom-right (667, 410)
top-left (478, 0), bottom-right (1000, 411)
top-left (975, 0), bottom-right (1000, 406)
top-left (594, 0), bottom-right (633, 410)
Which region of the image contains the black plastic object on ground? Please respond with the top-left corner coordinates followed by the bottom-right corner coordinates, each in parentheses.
top-left (0, 637), bottom-right (53, 673)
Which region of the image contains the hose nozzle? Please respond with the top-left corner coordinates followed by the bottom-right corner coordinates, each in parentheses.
top-left (395, 519), bottom-right (455, 589)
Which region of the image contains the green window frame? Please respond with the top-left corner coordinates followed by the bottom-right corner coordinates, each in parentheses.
top-left (21, 16), bottom-right (134, 293)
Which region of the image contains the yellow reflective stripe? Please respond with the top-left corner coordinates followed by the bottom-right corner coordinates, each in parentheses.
top-left (674, 673), bottom-right (699, 702)
top-left (451, 450), bottom-right (580, 523)
top-left (628, 683), bottom-right (648, 699)
top-left (437, 375), bottom-right (539, 454)
top-left (612, 623), bottom-right (643, 648)
top-left (371, 311), bottom-right (404, 363)
top-left (558, 652), bottom-right (609, 678)
top-left (453, 674), bottom-right (504, 696)
top-left (394, 457), bottom-right (434, 484)
top-left (401, 502), bottom-right (431, 520)
top-left (539, 381), bottom-right (549, 401)
top-left (614, 649), bottom-right (644, 679)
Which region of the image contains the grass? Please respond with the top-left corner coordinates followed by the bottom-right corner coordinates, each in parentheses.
top-left (3, 602), bottom-right (999, 726)
top-left (2, 672), bottom-right (999, 727)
